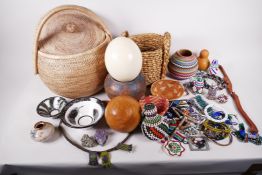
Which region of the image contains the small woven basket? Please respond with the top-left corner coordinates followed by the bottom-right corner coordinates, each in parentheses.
top-left (122, 31), bottom-right (171, 85)
top-left (34, 5), bottom-right (111, 98)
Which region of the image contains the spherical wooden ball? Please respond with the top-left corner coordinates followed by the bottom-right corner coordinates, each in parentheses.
top-left (105, 96), bottom-right (141, 133)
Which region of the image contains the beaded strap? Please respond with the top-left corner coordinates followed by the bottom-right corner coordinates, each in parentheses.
top-left (203, 73), bottom-right (227, 90)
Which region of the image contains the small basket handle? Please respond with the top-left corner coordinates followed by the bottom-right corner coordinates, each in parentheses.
top-left (161, 32), bottom-right (171, 79)
top-left (33, 5), bottom-right (112, 74)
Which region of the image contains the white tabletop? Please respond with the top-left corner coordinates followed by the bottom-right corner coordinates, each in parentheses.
top-left (1, 0), bottom-right (262, 174)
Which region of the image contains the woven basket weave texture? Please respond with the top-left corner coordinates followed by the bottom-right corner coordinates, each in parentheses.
top-left (34, 5), bottom-right (111, 98)
top-left (122, 31), bottom-right (171, 85)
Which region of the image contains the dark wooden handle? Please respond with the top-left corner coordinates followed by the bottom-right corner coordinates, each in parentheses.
top-left (231, 92), bottom-right (258, 134)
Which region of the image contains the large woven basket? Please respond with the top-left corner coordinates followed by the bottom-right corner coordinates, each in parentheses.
top-left (122, 31), bottom-right (171, 85)
top-left (34, 5), bottom-right (111, 98)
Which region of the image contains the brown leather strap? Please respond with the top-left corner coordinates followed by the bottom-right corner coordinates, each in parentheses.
top-left (219, 65), bottom-right (258, 134)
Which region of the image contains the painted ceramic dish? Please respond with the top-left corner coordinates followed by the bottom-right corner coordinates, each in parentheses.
top-left (61, 97), bottom-right (105, 128)
top-left (139, 95), bottom-right (169, 115)
top-left (37, 96), bottom-right (67, 119)
top-left (150, 80), bottom-right (184, 101)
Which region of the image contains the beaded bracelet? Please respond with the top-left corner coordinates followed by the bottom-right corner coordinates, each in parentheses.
top-left (202, 120), bottom-right (231, 141)
top-left (203, 73), bottom-right (227, 90)
top-left (204, 104), bottom-right (228, 123)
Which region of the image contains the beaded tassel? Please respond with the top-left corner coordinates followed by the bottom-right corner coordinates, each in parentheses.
top-left (89, 151), bottom-right (99, 166)
top-left (100, 151), bottom-right (112, 168)
top-left (117, 143), bottom-right (133, 152)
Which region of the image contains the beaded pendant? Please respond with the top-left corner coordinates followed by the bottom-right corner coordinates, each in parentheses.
top-left (94, 129), bottom-right (108, 146)
top-left (162, 139), bottom-right (185, 156)
top-left (206, 85), bottom-right (217, 100)
top-left (81, 134), bottom-right (98, 147)
top-left (208, 59), bottom-right (219, 75)
top-left (192, 75), bottom-right (204, 94)
top-left (217, 94), bottom-right (228, 103)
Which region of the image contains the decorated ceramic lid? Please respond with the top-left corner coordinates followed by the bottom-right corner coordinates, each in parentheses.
top-left (151, 80), bottom-right (185, 100)
top-left (38, 5), bottom-right (108, 55)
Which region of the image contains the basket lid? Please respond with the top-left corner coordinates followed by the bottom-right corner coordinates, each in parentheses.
top-left (38, 8), bottom-right (107, 55)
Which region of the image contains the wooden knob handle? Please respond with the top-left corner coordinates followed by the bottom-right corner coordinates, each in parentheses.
top-left (65, 23), bottom-right (77, 33)
top-left (121, 31), bottom-right (129, 37)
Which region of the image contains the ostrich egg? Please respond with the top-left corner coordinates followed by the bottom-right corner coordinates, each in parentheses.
top-left (105, 37), bottom-right (142, 82)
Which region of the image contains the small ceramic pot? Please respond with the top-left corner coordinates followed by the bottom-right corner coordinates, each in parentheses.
top-left (168, 49), bottom-right (198, 80)
top-left (31, 121), bottom-right (55, 142)
top-left (104, 73), bottom-right (146, 100)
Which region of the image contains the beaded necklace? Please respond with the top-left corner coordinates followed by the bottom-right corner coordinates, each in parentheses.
top-left (59, 121), bottom-right (133, 168)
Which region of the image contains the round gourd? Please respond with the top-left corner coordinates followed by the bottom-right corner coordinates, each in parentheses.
top-left (105, 37), bottom-right (142, 82)
top-left (105, 96), bottom-right (141, 133)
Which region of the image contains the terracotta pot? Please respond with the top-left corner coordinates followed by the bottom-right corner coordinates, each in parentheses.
top-left (30, 121), bottom-right (55, 142)
top-left (104, 73), bottom-right (146, 100)
top-left (197, 49), bottom-right (210, 71)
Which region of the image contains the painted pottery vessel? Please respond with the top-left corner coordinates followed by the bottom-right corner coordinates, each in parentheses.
top-left (37, 96), bottom-right (67, 119)
top-left (105, 96), bottom-right (141, 133)
top-left (61, 97), bottom-right (104, 128)
top-left (104, 73), bottom-right (146, 100)
top-left (31, 121), bottom-right (55, 142)
top-left (197, 49), bottom-right (210, 71)
top-left (168, 49), bottom-right (198, 80)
